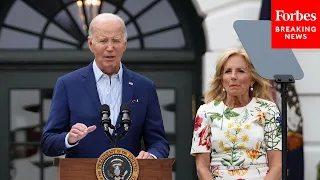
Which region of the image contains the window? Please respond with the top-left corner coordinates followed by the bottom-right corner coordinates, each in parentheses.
top-left (0, 0), bottom-right (187, 50)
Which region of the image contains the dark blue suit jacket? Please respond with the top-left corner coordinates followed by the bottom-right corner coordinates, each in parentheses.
top-left (40, 62), bottom-right (169, 158)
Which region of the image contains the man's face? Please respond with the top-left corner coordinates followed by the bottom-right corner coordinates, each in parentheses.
top-left (88, 19), bottom-right (126, 76)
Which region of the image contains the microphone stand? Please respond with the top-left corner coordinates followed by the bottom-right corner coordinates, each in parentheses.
top-left (114, 132), bottom-right (118, 148)
top-left (102, 109), bottom-right (131, 148)
top-left (119, 131), bottom-right (128, 140)
top-left (105, 124), bottom-right (129, 148)
top-left (103, 124), bottom-right (114, 145)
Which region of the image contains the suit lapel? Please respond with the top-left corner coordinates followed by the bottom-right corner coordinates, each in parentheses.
top-left (115, 65), bottom-right (134, 127)
top-left (82, 63), bottom-right (101, 112)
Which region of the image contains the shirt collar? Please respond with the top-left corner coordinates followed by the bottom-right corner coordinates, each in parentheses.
top-left (92, 60), bottom-right (123, 84)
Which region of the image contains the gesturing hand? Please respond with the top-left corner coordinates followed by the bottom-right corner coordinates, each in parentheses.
top-left (68, 123), bottom-right (96, 144)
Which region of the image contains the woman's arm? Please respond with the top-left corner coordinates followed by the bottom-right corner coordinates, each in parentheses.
top-left (195, 153), bottom-right (214, 180)
top-left (264, 150), bottom-right (282, 180)
top-left (191, 104), bottom-right (213, 180)
top-left (263, 102), bottom-right (282, 180)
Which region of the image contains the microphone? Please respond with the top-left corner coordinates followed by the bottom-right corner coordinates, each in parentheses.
top-left (100, 104), bottom-right (113, 134)
top-left (120, 104), bottom-right (131, 132)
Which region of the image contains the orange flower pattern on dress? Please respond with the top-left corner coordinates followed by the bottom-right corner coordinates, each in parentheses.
top-left (228, 168), bottom-right (249, 176)
top-left (255, 111), bottom-right (266, 125)
top-left (191, 98), bottom-right (282, 179)
top-left (246, 142), bottom-right (263, 161)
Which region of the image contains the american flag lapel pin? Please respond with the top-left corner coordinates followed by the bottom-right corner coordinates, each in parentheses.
top-left (132, 99), bottom-right (139, 103)
top-left (129, 82), bottom-right (133, 85)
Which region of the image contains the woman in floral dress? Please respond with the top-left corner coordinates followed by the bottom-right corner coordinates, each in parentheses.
top-left (190, 48), bottom-right (282, 180)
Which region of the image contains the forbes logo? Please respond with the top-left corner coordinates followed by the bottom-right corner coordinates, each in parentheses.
top-left (275, 10), bottom-right (317, 21)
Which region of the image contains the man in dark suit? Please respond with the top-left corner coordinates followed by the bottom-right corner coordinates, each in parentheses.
top-left (40, 13), bottom-right (169, 159)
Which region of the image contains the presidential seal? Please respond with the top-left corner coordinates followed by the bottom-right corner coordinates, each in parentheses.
top-left (96, 148), bottom-right (139, 180)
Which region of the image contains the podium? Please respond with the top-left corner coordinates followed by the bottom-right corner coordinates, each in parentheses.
top-left (53, 104), bottom-right (175, 179)
top-left (53, 158), bottom-right (175, 180)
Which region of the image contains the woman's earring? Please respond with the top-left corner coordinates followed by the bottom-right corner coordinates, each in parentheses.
top-left (250, 87), bottom-right (253, 91)
top-left (223, 88), bottom-right (226, 92)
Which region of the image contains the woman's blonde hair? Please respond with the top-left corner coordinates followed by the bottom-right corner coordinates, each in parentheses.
top-left (204, 48), bottom-right (273, 104)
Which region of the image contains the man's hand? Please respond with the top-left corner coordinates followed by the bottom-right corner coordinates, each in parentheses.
top-left (68, 123), bottom-right (96, 144)
top-left (136, 150), bottom-right (154, 159)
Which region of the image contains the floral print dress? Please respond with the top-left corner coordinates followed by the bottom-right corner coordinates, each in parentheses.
top-left (190, 97), bottom-right (282, 180)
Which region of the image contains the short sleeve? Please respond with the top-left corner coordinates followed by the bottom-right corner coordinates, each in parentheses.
top-left (264, 103), bottom-right (282, 151)
top-left (190, 105), bottom-right (212, 156)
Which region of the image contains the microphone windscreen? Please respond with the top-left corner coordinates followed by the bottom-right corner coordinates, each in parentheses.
top-left (101, 104), bottom-right (110, 112)
top-left (120, 104), bottom-right (130, 112)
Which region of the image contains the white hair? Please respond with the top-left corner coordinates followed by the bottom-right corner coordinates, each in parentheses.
top-left (88, 13), bottom-right (127, 41)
